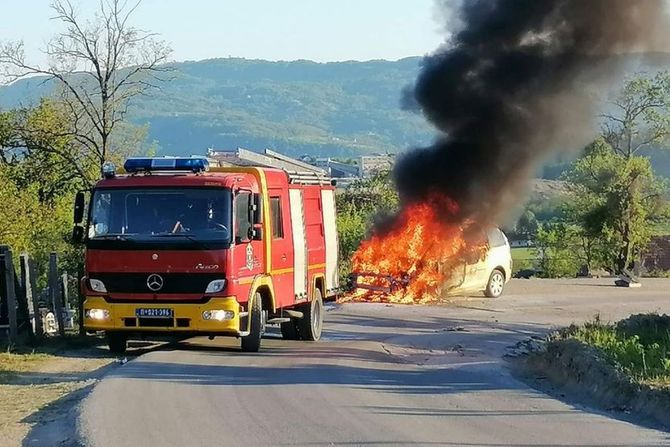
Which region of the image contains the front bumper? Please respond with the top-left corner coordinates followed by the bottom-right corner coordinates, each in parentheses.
top-left (83, 296), bottom-right (243, 334)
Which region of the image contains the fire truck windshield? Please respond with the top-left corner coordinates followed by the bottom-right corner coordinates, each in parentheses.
top-left (88, 188), bottom-right (232, 247)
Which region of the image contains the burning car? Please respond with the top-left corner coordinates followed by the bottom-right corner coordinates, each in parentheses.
top-left (441, 228), bottom-right (512, 299)
top-left (349, 225), bottom-right (512, 303)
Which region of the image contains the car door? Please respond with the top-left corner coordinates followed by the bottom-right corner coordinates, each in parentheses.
top-left (231, 189), bottom-right (263, 282)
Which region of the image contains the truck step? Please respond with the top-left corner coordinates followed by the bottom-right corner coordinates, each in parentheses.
top-left (284, 309), bottom-right (303, 319)
top-left (266, 317), bottom-right (291, 324)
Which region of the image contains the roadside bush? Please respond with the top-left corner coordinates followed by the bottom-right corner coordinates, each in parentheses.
top-left (533, 222), bottom-right (582, 277)
top-left (616, 313), bottom-right (670, 346)
top-left (567, 315), bottom-right (670, 386)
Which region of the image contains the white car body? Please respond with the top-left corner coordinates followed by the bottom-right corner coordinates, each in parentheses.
top-left (443, 228), bottom-right (513, 297)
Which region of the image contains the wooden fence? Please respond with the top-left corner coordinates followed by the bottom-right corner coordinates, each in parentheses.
top-left (0, 246), bottom-right (80, 344)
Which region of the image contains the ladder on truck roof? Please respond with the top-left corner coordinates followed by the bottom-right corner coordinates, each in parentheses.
top-left (208, 147), bottom-right (334, 186)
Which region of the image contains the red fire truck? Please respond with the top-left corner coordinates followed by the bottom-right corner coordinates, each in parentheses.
top-left (73, 157), bottom-right (339, 353)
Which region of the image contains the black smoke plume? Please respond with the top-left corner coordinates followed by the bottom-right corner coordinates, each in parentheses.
top-left (396, 0), bottom-right (669, 227)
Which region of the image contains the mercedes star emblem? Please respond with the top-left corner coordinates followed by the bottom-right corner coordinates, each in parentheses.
top-left (146, 274), bottom-right (164, 292)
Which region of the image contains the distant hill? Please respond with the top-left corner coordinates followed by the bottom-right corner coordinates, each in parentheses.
top-left (1, 54), bottom-right (669, 173)
top-left (0, 57), bottom-right (433, 158)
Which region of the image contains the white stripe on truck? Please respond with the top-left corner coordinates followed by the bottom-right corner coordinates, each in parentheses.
top-left (289, 189), bottom-right (307, 298)
top-left (321, 189), bottom-right (339, 292)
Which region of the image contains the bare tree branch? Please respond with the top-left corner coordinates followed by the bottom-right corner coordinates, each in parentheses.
top-left (0, 0), bottom-right (172, 183)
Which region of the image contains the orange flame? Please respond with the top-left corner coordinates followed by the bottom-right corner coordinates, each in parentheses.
top-left (340, 195), bottom-right (485, 304)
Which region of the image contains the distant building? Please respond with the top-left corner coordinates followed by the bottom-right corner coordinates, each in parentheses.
top-left (304, 157), bottom-right (359, 180)
top-left (509, 240), bottom-right (533, 248)
top-left (358, 154), bottom-right (394, 178)
top-left (643, 236), bottom-right (670, 272)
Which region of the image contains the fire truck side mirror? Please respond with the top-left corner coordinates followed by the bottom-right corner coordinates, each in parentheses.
top-left (73, 191), bottom-right (86, 224)
top-left (252, 194), bottom-right (262, 225)
top-left (251, 225), bottom-right (263, 241)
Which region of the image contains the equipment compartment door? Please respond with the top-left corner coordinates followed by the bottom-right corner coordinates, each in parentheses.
top-left (321, 189), bottom-right (339, 293)
top-left (289, 189), bottom-right (307, 300)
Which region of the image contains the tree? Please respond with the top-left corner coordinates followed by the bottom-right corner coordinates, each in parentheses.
top-left (565, 138), bottom-right (668, 273)
top-left (534, 222), bottom-right (583, 278)
top-left (0, 99), bottom-right (94, 197)
top-left (601, 71), bottom-right (670, 159)
top-left (0, 0), bottom-right (171, 182)
top-left (513, 209), bottom-right (539, 241)
top-left (535, 73), bottom-right (670, 276)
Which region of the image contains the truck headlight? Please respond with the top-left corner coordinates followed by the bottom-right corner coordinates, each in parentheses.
top-left (89, 279), bottom-right (107, 293)
top-left (205, 279), bottom-right (226, 294)
top-left (202, 310), bottom-right (235, 321)
top-left (85, 308), bottom-right (110, 320)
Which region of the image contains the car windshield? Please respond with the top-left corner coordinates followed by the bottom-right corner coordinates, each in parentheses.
top-left (88, 188), bottom-right (232, 243)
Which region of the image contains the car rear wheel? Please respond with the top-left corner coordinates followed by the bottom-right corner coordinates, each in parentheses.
top-left (298, 288), bottom-right (323, 341)
top-left (484, 269), bottom-right (505, 298)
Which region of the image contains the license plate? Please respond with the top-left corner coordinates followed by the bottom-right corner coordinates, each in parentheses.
top-left (136, 308), bottom-right (174, 318)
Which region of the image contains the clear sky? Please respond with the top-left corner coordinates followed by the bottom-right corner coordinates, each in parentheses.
top-left (0, 0), bottom-right (446, 65)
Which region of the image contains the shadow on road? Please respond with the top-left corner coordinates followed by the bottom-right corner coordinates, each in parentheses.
top-left (110, 355), bottom-right (528, 396)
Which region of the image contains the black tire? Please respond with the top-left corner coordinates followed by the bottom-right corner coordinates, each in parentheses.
top-left (484, 269), bottom-right (505, 298)
top-left (280, 319), bottom-right (300, 340)
top-left (107, 332), bottom-right (128, 355)
top-left (241, 293), bottom-right (264, 352)
top-left (298, 288), bottom-right (323, 341)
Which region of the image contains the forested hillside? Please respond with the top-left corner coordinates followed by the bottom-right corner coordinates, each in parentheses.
top-left (2, 55), bottom-right (669, 175)
top-left (0, 57), bottom-right (433, 158)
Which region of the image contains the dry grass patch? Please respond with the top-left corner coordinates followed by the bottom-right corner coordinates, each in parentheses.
top-left (0, 341), bottom-right (114, 446)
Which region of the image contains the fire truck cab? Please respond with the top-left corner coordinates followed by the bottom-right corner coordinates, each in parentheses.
top-left (74, 157), bottom-right (339, 354)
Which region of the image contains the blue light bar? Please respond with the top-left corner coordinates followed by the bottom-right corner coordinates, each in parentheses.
top-left (123, 157), bottom-right (209, 173)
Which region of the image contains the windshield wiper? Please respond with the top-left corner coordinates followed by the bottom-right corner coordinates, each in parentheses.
top-left (151, 233), bottom-right (197, 242)
top-left (92, 234), bottom-right (129, 241)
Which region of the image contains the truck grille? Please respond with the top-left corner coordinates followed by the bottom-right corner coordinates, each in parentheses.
top-left (90, 273), bottom-right (222, 294)
top-left (123, 317), bottom-right (191, 328)
top-left (138, 317), bottom-right (174, 327)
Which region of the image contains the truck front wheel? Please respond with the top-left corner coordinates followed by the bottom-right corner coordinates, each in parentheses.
top-left (107, 332), bottom-right (128, 355)
top-left (241, 293), bottom-right (264, 352)
top-left (299, 288), bottom-right (323, 341)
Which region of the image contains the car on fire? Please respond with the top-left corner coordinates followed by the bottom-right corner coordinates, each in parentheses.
top-left (444, 227), bottom-right (512, 298)
top-left (350, 227), bottom-right (513, 300)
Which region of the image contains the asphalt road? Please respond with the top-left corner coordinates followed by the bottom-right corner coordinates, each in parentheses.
top-left (80, 279), bottom-right (670, 446)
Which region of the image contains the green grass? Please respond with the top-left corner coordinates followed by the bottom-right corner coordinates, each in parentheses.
top-left (511, 247), bottom-right (537, 272)
top-left (564, 314), bottom-right (670, 387)
top-left (651, 221), bottom-right (670, 236)
top-left (511, 247), bottom-right (535, 261)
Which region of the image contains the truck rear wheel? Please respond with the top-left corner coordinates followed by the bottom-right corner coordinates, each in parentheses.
top-left (280, 319), bottom-right (300, 340)
top-left (241, 293), bottom-right (264, 352)
top-left (107, 332), bottom-right (128, 355)
top-left (299, 288), bottom-right (323, 341)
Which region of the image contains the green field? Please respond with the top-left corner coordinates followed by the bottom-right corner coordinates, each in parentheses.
top-left (511, 247), bottom-right (535, 261)
top-left (511, 247), bottom-right (537, 272)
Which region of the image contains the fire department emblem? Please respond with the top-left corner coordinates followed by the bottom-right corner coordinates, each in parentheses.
top-left (246, 244), bottom-right (254, 270)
